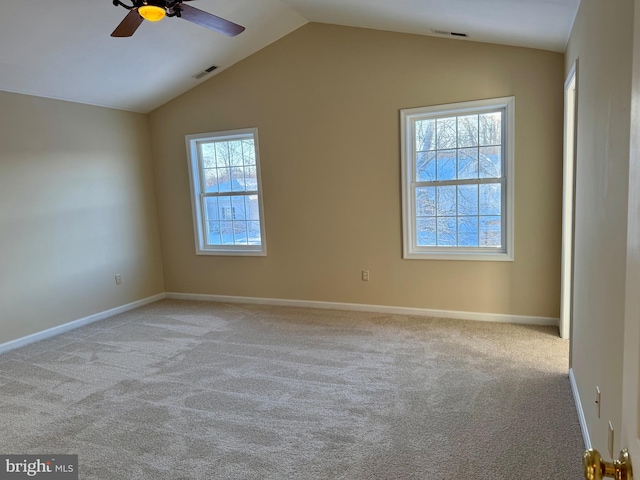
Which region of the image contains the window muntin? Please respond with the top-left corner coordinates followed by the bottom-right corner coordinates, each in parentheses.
top-left (401, 98), bottom-right (514, 261)
top-left (186, 128), bottom-right (266, 256)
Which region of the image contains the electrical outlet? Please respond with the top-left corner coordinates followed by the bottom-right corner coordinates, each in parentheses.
top-left (608, 421), bottom-right (614, 459)
top-left (115, 274), bottom-right (122, 285)
top-left (361, 270), bottom-right (370, 281)
top-left (596, 386), bottom-right (601, 418)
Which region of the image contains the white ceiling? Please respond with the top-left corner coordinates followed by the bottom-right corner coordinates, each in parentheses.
top-left (0, 0), bottom-right (579, 113)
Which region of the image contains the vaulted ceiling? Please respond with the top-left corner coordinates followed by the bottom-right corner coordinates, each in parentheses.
top-left (0, 0), bottom-right (579, 113)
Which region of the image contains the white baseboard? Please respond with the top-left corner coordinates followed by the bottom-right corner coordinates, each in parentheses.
top-left (570, 368), bottom-right (592, 449)
top-left (0, 293), bottom-right (166, 355)
top-left (165, 292), bottom-right (559, 327)
top-left (0, 291), bottom-right (559, 356)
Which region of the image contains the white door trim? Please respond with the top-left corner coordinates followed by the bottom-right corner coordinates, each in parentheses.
top-left (560, 62), bottom-right (578, 340)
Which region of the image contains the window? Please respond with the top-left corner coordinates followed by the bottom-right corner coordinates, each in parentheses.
top-left (400, 97), bottom-right (514, 261)
top-left (185, 128), bottom-right (267, 256)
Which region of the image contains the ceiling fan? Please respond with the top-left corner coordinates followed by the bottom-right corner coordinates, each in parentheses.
top-left (110, 0), bottom-right (245, 38)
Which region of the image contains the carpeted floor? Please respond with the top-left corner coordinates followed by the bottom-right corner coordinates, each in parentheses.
top-left (0, 300), bottom-right (584, 479)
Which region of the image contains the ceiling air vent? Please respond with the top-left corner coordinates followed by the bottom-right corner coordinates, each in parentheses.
top-left (192, 65), bottom-right (219, 80)
top-left (431, 29), bottom-right (469, 38)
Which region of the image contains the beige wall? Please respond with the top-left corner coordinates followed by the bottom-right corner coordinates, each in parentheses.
top-left (565, 0), bottom-right (634, 453)
top-left (0, 91), bottom-right (164, 344)
top-left (149, 23), bottom-right (565, 318)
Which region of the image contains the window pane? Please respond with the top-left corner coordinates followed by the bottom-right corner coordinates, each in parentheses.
top-left (217, 168), bottom-right (233, 192)
top-left (479, 112), bottom-right (502, 146)
top-left (417, 217), bottom-right (436, 246)
top-left (228, 141), bottom-right (243, 167)
top-left (458, 185), bottom-right (478, 215)
top-left (480, 216), bottom-right (502, 247)
top-left (416, 187), bottom-right (436, 217)
top-left (458, 148), bottom-right (479, 180)
top-left (437, 217), bottom-right (457, 246)
top-left (244, 166), bottom-right (258, 191)
top-left (437, 186), bottom-right (456, 215)
top-left (245, 195), bottom-right (260, 221)
top-left (436, 150), bottom-right (456, 181)
top-left (220, 221), bottom-right (234, 245)
top-left (204, 168), bottom-right (219, 193)
top-left (207, 221), bottom-right (221, 245)
top-left (215, 142), bottom-right (230, 168)
top-left (457, 115), bottom-right (478, 148)
top-left (480, 184), bottom-right (502, 216)
top-left (209, 150), bottom-right (255, 193)
top-left (242, 139), bottom-right (256, 165)
top-left (217, 196), bottom-right (233, 220)
top-left (204, 197), bottom-right (219, 231)
top-left (248, 221), bottom-right (262, 244)
top-left (416, 151), bottom-right (436, 182)
top-left (204, 195), bottom-right (262, 247)
top-left (231, 167), bottom-right (246, 192)
top-left (458, 216), bottom-right (479, 247)
top-left (248, 195), bottom-right (261, 221)
top-left (233, 221), bottom-right (248, 245)
top-left (416, 119), bottom-right (436, 151)
top-left (479, 146), bottom-right (502, 178)
top-left (201, 143), bottom-right (216, 168)
top-left (232, 196), bottom-right (246, 220)
top-left (437, 117), bottom-right (457, 150)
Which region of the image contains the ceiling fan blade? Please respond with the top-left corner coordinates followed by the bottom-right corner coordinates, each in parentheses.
top-left (178, 4), bottom-right (245, 37)
top-left (111, 9), bottom-right (144, 37)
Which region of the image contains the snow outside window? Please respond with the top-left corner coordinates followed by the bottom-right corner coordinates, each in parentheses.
top-left (186, 128), bottom-right (267, 256)
top-left (400, 97), bottom-right (514, 261)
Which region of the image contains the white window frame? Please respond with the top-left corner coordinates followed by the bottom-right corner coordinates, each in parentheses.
top-left (185, 128), bottom-right (267, 256)
top-left (400, 97), bottom-right (515, 261)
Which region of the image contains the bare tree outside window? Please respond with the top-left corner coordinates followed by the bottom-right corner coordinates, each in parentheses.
top-left (401, 97), bottom-right (514, 260)
top-left (186, 128), bottom-right (267, 256)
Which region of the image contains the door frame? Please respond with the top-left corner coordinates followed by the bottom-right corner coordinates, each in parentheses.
top-left (561, 61), bottom-right (578, 341)
top-left (620, 0), bottom-right (640, 464)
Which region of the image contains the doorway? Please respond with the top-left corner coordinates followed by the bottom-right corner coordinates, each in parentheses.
top-left (560, 63), bottom-right (577, 340)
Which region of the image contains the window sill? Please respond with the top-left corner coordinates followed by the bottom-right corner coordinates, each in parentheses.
top-left (196, 247), bottom-right (267, 257)
top-left (403, 250), bottom-right (513, 261)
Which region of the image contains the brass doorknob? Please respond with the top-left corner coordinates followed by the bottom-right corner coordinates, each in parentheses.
top-left (583, 448), bottom-right (633, 480)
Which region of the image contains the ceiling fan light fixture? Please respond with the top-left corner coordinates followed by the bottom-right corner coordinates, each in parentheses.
top-left (139, 5), bottom-right (166, 22)
top-left (110, 0), bottom-right (245, 37)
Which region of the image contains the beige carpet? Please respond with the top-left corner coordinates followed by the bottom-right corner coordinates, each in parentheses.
top-left (0, 300), bottom-right (584, 479)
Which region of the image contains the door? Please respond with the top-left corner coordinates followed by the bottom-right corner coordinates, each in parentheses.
top-left (561, 64), bottom-right (578, 340)
top-left (620, 0), bottom-right (640, 466)
top-left (583, 3), bottom-right (640, 476)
